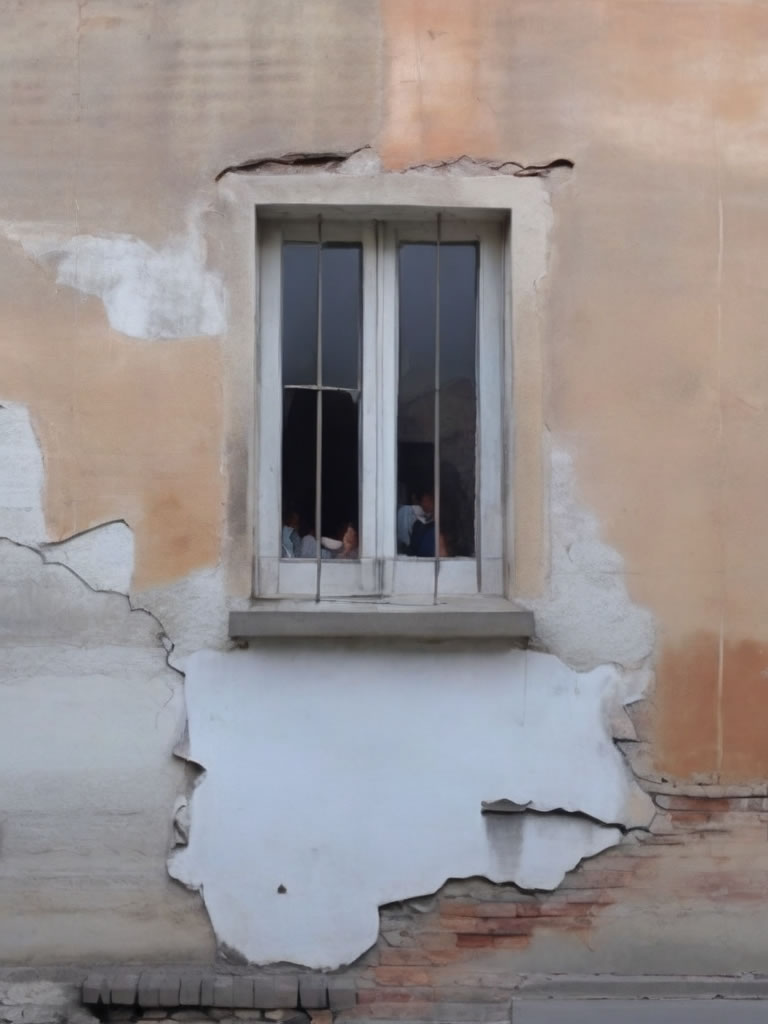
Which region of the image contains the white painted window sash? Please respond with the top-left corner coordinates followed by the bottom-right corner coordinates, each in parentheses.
top-left (255, 214), bottom-right (505, 600)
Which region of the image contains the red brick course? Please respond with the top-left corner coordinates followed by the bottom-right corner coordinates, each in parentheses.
top-left (339, 793), bottom-right (768, 1014)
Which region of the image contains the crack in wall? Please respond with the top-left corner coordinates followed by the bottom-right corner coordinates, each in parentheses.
top-left (1, 536), bottom-right (180, 679)
top-left (214, 147), bottom-right (574, 180)
top-left (481, 798), bottom-right (651, 836)
top-left (214, 147), bottom-right (369, 181)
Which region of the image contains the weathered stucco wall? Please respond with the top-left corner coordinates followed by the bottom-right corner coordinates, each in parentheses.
top-left (3, 0), bottom-right (768, 973)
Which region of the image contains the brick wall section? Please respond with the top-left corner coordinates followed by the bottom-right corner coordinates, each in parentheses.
top-left (336, 793), bottom-right (768, 1017)
top-left (78, 795), bottom-right (768, 1021)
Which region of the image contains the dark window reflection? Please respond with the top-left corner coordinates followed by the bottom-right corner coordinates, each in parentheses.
top-left (282, 243), bottom-right (318, 386)
top-left (281, 239), bottom-right (361, 561)
top-left (396, 242), bottom-right (477, 558)
top-left (322, 245), bottom-right (361, 389)
top-left (282, 391), bottom-right (359, 558)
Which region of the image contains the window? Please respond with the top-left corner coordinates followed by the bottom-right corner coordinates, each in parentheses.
top-left (254, 212), bottom-right (506, 602)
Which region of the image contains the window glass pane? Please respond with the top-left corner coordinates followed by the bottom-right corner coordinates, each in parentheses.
top-left (396, 241), bottom-right (477, 558)
top-left (321, 390), bottom-right (359, 558)
top-left (282, 243), bottom-right (318, 386)
top-left (397, 244), bottom-right (437, 556)
top-left (321, 244), bottom-right (361, 390)
top-left (281, 389), bottom-right (360, 560)
top-left (439, 244), bottom-right (477, 558)
top-left (282, 389), bottom-right (317, 557)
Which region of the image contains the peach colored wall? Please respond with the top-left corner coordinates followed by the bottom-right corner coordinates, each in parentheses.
top-left (4, 0), bottom-right (768, 784)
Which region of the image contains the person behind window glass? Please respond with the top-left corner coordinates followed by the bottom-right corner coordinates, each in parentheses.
top-left (281, 504), bottom-right (302, 558)
top-left (397, 463), bottom-right (472, 558)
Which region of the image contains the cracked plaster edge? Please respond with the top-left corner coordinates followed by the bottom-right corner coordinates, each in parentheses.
top-left (165, 648), bottom-right (643, 966)
top-left (214, 146), bottom-right (575, 181)
top-left (167, 781), bottom-right (623, 969)
top-left (0, 205), bottom-right (228, 342)
top-left (0, 535), bottom-right (181, 677)
top-left (166, 650), bottom-right (653, 944)
top-left (2, 163), bottom-right (656, 959)
top-left (39, 519), bottom-right (135, 595)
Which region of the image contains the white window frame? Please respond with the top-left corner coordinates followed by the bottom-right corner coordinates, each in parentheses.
top-left (255, 212), bottom-right (505, 601)
top-left (216, 172), bottom-right (551, 617)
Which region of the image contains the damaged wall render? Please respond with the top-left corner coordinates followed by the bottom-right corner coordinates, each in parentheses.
top-left (170, 644), bottom-right (652, 968)
top-left (5, 0), bottom-right (768, 984)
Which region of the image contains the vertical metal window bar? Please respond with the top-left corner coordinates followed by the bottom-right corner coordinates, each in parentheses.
top-left (474, 242), bottom-right (482, 595)
top-left (314, 215), bottom-right (324, 603)
top-left (433, 213), bottom-right (442, 604)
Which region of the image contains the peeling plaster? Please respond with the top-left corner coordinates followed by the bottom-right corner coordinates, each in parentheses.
top-left (170, 646), bottom-right (653, 968)
top-left (133, 564), bottom-right (230, 666)
top-left (0, 403), bottom-right (45, 545)
top-left (0, 400), bottom-right (136, 595)
top-left (215, 147), bottom-right (573, 181)
top-left (7, 224), bottom-right (226, 341)
top-left (41, 521), bottom-right (134, 594)
top-left (530, 449), bottom-right (657, 673)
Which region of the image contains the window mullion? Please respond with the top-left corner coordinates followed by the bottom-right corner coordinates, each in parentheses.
top-left (377, 224), bottom-right (398, 590)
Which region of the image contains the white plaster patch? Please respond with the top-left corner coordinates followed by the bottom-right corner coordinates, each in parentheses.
top-left (531, 448), bottom-right (656, 672)
top-left (41, 520), bottom-right (135, 594)
top-left (170, 645), bottom-right (652, 968)
top-left (18, 227), bottom-right (226, 341)
top-left (0, 402), bottom-right (46, 545)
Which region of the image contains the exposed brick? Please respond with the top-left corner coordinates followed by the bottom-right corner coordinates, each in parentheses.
top-left (231, 977), bottom-right (254, 1008)
top-left (439, 898), bottom-right (522, 917)
top-left (438, 917), bottom-right (485, 933)
top-left (111, 973), bottom-right (140, 1006)
top-left (655, 796), bottom-right (732, 812)
top-left (437, 901), bottom-right (479, 917)
top-left (439, 915), bottom-right (534, 935)
top-left (357, 988), bottom-right (433, 1003)
top-left (492, 935), bottom-right (530, 950)
top-left (462, 903), bottom-right (520, 918)
top-left (420, 933), bottom-right (458, 950)
top-left (456, 934), bottom-right (495, 949)
top-left (477, 918), bottom-right (534, 936)
top-left (426, 949), bottom-right (465, 966)
top-left (379, 930), bottom-right (415, 948)
top-left (374, 967), bottom-right (431, 987)
top-left (349, 1001), bottom-right (432, 1020)
top-left (379, 949), bottom-right (432, 966)
top-left (564, 889), bottom-right (614, 905)
top-left (537, 902), bottom-right (580, 917)
top-left (669, 811), bottom-right (712, 826)
top-left (514, 903), bottom-right (543, 917)
top-left (298, 975), bottom-right (327, 1009)
top-left (560, 870), bottom-right (631, 889)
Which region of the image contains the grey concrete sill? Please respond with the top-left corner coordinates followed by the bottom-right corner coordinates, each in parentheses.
top-left (229, 602), bottom-right (534, 641)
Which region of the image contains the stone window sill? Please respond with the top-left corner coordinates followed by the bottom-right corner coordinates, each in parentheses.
top-left (229, 600), bottom-right (534, 641)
